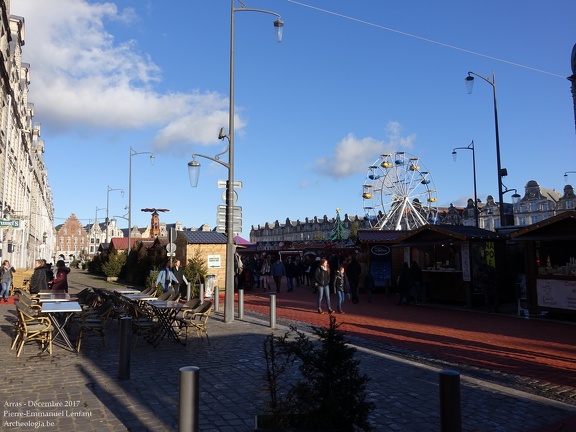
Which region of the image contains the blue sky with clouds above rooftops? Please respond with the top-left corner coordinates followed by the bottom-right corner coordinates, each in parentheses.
top-left (10, 0), bottom-right (576, 234)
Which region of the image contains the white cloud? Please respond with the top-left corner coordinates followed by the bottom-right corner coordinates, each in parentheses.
top-left (12, 0), bottom-right (230, 153)
top-left (315, 121), bottom-right (417, 178)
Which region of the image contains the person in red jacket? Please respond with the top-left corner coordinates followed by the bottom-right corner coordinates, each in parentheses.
top-left (51, 260), bottom-right (70, 292)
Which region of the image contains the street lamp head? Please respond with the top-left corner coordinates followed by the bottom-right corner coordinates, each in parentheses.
top-left (451, 150), bottom-right (457, 161)
top-left (464, 75), bottom-right (474, 94)
top-left (149, 154), bottom-right (155, 165)
top-left (218, 127), bottom-right (228, 140)
top-left (274, 19), bottom-right (284, 42)
top-left (188, 159), bottom-right (201, 187)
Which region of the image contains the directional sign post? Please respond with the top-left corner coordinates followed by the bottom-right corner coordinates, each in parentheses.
top-left (217, 180), bottom-right (243, 189)
top-left (216, 205), bottom-right (242, 234)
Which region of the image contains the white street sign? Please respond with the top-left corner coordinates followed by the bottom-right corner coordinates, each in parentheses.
top-left (217, 180), bottom-right (243, 189)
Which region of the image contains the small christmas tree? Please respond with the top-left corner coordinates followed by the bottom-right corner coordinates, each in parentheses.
top-left (331, 208), bottom-right (346, 240)
top-left (262, 316), bottom-right (374, 431)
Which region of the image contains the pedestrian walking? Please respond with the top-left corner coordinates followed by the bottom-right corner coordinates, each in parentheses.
top-left (364, 272), bottom-right (375, 304)
top-left (271, 256), bottom-right (286, 292)
top-left (51, 260), bottom-right (70, 292)
top-left (29, 258), bottom-right (48, 295)
top-left (346, 254), bottom-right (362, 304)
top-left (334, 266), bottom-right (346, 314)
top-left (261, 256), bottom-right (272, 290)
top-left (156, 261), bottom-right (178, 293)
top-left (314, 258), bottom-right (333, 314)
top-left (172, 259), bottom-right (189, 298)
top-left (284, 256), bottom-right (297, 292)
top-left (410, 261), bottom-right (422, 304)
top-left (397, 262), bottom-right (412, 305)
top-left (0, 260), bottom-right (15, 301)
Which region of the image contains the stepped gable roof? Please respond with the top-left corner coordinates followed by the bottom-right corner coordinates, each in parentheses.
top-left (394, 224), bottom-right (503, 245)
top-left (510, 211), bottom-right (576, 241)
top-left (357, 230), bottom-right (410, 243)
top-left (179, 230), bottom-right (227, 244)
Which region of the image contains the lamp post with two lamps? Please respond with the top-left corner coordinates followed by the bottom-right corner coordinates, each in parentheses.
top-left (188, 0), bottom-right (284, 324)
top-left (106, 186), bottom-right (124, 244)
top-left (465, 71), bottom-right (509, 227)
top-left (452, 140), bottom-right (479, 227)
top-left (128, 147), bottom-right (155, 255)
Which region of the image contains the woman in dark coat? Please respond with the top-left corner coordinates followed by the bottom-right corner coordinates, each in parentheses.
top-left (29, 259), bottom-right (48, 295)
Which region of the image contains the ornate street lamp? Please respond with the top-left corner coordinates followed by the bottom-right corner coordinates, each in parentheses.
top-left (465, 71), bottom-right (509, 227)
top-left (564, 171), bottom-right (576, 182)
top-left (568, 44), bottom-right (576, 135)
top-left (188, 0), bottom-right (283, 323)
top-left (452, 140), bottom-right (478, 227)
top-left (106, 186), bottom-right (124, 243)
top-left (502, 188), bottom-right (521, 225)
top-left (128, 147), bottom-right (154, 254)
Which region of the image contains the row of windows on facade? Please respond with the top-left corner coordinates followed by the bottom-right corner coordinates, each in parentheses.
top-left (58, 236), bottom-right (110, 244)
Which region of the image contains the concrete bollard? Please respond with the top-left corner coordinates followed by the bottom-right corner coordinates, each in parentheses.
top-left (199, 284), bottom-right (204, 304)
top-left (214, 286), bottom-right (219, 312)
top-left (238, 288), bottom-right (244, 320)
top-left (118, 316), bottom-right (132, 380)
top-left (270, 293), bottom-right (276, 329)
top-left (179, 366), bottom-right (200, 432)
top-left (439, 370), bottom-right (462, 432)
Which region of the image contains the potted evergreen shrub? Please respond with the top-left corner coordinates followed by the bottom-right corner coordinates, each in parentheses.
top-left (101, 252), bottom-right (126, 282)
top-left (257, 316), bottom-right (374, 431)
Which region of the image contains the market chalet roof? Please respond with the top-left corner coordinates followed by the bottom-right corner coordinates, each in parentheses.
top-left (178, 230), bottom-right (227, 244)
top-left (357, 225), bottom-right (504, 246)
top-left (395, 224), bottom-right (504, 245)
top-left (510, 210), bottom-right (576, 241)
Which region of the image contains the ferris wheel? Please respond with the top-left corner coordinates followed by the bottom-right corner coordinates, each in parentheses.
top-left (362, 152), bottom-right (439, 230)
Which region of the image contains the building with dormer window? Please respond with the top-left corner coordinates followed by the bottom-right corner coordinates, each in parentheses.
top-left (513, 180), bottom-right (561, 226)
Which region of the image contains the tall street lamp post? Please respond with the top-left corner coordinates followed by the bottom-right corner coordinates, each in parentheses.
top-left (564, 171), bottom-right (576, 182)
top-left (188, 0), bottom-right (283, 324)
top-left (128, 147), bottom-right (154, 255)
top-left (465, 71), bottom-right (508, 228)
top-left (568, 43), bottom-right (576, 135)
top-left (452, 140), bottom-right (478, 227)
top-left (106, 186), bottom-right (124, 244)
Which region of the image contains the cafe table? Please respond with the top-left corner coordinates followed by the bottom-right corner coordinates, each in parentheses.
top-left (146, 300), bottom-right (184, 346)
top-left (124, 294), bottom-right (157, 302)
top-left (114, 289), bottom-right (141, 295)
top-left (38, 292), bottom-right (72, 302)
top-left (41, 301), bottom-right (82, 352)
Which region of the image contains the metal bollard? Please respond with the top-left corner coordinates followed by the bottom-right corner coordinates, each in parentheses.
top-left (186, 282), bottom-right (191, 301)
top-left (439, 370), bottom-right (462, 432)
top-left (179, 366), bottom-right (200, 432)
top-left (118, 316), bottom-right (132, 380)
top-left (270, 293), bottom-right (276, 329)
top-left (238, 288), bottom-right (244, 320)
top-left (214, 286), bottom-right (219, 312)
top-left (199, 284), bottom-right (204, 304)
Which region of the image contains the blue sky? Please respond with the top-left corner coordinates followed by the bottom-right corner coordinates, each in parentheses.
top-left (11, 0), bottom-right (576, 235)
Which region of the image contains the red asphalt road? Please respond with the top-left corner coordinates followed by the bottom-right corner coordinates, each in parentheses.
top-left (240, 283), bottom-right (576, 390)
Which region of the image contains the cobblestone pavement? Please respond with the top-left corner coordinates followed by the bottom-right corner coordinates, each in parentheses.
top-left (0, 270), bottom-right (575, 431)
